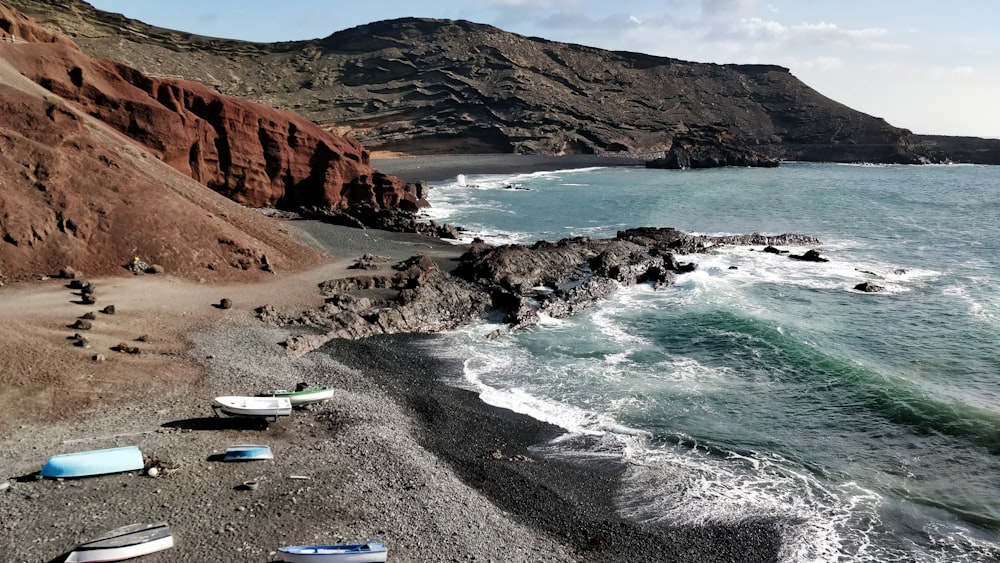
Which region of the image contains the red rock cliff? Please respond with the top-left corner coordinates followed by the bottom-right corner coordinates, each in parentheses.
top-left (1, 3), bottom-right (426, 212)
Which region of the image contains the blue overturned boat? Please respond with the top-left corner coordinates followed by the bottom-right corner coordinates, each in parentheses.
top-left (223, 444), bottom-right (273, 461)
top-left (40, 446), bottom-right (144, 478)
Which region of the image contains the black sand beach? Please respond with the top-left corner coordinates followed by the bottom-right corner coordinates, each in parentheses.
top-left (372, 153), bottom-right (646, 183)
top-left (327, 335), bottom-right (784, 562)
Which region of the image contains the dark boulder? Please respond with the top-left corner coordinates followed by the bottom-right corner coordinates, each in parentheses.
top-left (854, 282), bottom-right (885, 293)
top-left (58, 266), bottom-right (79, 279)
top-left (789, 249), bottom-right (829, 262)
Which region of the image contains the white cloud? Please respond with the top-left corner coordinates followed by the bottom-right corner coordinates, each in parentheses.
top-left (730, 18), bottom-right (892, 48)
top-left (701, 0), bottom-right (758, 18)
top-left (537, 12), bottom-right (647, 32)
top-left (931, 65), bottom-right (976, 77)
top-left (790, 56), bottom-right (844, 71)
top-left (867, 42), bottom-right (910, 52)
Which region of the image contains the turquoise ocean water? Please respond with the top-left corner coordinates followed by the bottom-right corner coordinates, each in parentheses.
top-left (416, 163), bottom-right (1000, 561)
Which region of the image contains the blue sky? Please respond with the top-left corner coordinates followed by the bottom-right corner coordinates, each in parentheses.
top-left (86, 0), bottom-right (999, 138)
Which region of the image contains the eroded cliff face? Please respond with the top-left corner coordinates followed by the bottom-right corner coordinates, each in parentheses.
top-left (2, 3), bottom-right (427, 212)
top-left (11, 1), bottom-right (996, 163)
top-left (0, 55), bottom-right (327, 282)
top-left (0, 2), bottom-right (428, 282)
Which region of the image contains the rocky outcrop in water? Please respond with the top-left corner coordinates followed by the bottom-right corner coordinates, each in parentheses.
top-left (298, 201), bottom-right (463, 238)
top-left (854, 282), bottom-right (885, 293)
top-left (270, 228), bottom-right (824, 354)
top-left (646, 125), bottom-right (780, 169)
top-left (789, 249), bottom-right (829, 262)
top-left (272, 254), bottom-right (492, 356)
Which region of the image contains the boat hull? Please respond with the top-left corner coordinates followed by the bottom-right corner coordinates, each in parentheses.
top-left (223, 444), bottom-right (273, 461)
top-left (66, 522), bottom-right (173, 562)
top-left (40, 446), bottom-right (144, 479)
top-left (212, 396), bottom-right (291, 417)
top-left (278, 542), bottom-right (387, 563)
top-left (260, 387), bottom-right (335, 406)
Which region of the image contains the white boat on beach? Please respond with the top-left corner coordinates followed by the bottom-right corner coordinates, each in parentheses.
top-left (212, 396), bottom-right (291, 418)
top-left (65, 521), bottom-right (173, 562)
top-left (258, 386), bottom-right (335, 406)
top-left (278, 541), bottom-right (387, 563)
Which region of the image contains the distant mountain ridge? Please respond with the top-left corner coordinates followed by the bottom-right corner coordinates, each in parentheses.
top-left (9, 0), bottom-right (1000, 164)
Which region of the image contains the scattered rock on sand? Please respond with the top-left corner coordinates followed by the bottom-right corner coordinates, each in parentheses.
top-left (218, 298), bottom-right (232, 309)
top-left (58, 266), bottom-right (80, 279)
top-left (112, 342), bottom-right (140, 354)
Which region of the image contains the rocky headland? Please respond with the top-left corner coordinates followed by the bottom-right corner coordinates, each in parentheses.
top-left (8, 0), bottom-right (1000, 165)
top-left (262, 226), bottom-right (822, 358)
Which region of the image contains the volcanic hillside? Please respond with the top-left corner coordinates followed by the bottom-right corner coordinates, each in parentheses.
top-left (0, 3), bottom-right (422, 283)
top-left (9, 0), bottom-right (1000, 163)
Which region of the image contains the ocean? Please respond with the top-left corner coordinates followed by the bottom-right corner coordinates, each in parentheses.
top-left (414, 162), bottom-right (1000, 562)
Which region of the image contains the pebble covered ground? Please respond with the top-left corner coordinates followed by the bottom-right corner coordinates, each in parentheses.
top-left (0, 220), bottom-right (783, 562)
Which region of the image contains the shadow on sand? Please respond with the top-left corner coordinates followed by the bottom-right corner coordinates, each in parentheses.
top-left (161, 417), bottom-right (270, 431)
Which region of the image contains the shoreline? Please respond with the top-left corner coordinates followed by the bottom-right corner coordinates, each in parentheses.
top-left (372, 153), bottom-right (647, 183)
top-left (325, 334), bottom-right (784, 562)
top-left (0, 181), bottom-right (784, 561)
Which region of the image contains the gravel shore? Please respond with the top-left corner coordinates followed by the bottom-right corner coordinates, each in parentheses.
top-left (1, 186), bottom-right (783, 561)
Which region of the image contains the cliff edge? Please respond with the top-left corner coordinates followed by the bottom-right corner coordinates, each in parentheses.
top-left (7, 0), bottom-right (999, 164)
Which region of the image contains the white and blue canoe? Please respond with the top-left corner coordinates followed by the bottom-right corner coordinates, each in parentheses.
top-left (223, 444), bottom-right (273, 461)
top-left (40, 446), bottom-right (144, 479)
top-left (65, 521), bottom-right (173, 562)
top-left (278, 541), bottom-right (388, 563)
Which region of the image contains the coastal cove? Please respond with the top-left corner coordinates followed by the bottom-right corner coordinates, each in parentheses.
top-left (3, 2), bottom-right (1000, 561)
top-left (0, 182), bottom-right (781, 562)
top-left (2, 157), bottom-right (999, 562)
top-left (379, 158), bottom-right (1000, 561)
